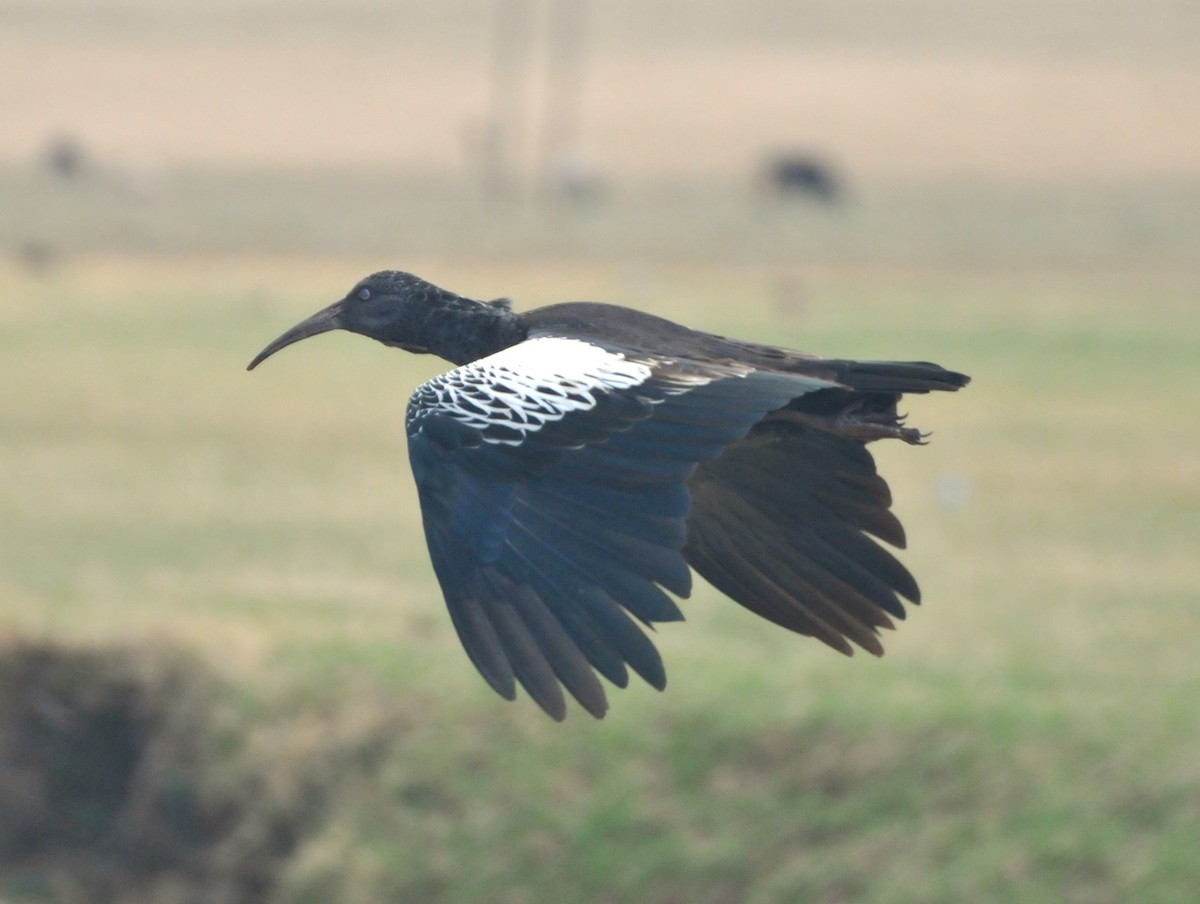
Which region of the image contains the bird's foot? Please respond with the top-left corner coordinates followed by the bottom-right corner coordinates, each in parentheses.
top-left (837, 409), bottom-right (928, 444)
top-left (767, 405), bottom-right (927, 444)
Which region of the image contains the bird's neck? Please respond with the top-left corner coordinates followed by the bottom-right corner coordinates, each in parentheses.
top-left (414, 292), bottom-right (526, 366)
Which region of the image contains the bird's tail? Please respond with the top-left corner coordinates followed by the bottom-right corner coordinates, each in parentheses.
top-left (830, 360), bottom-right (970, 394)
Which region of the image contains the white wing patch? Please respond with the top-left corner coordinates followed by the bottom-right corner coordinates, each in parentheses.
top-left (408, 337), bottom-right (659, 445)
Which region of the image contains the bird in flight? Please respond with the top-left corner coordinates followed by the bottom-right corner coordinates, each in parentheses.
top-left (248, 271), bottom-right (968, 720)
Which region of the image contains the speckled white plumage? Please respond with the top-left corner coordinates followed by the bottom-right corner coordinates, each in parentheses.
top-left (407, 337), bottom-right (662, 445)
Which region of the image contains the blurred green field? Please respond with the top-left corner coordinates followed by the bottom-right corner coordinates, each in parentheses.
top-left (2, 249), bottom-right (1197, 903)
top-left (2, 0), bottom-right (1199, 901)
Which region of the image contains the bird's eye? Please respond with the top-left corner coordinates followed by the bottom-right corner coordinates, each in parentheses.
top-left (357, 288), bottom-right (371, 301)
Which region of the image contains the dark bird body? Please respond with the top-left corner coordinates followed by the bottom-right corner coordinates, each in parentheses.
top-left (249, 271), bottom-right (969, 720)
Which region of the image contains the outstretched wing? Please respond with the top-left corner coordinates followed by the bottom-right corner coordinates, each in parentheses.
top-left (684, 419), bottom-right (920, 658)
top-left (406, 336), bottom-right (834, 720)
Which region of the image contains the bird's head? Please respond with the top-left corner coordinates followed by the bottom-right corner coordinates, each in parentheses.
top-left (247, 271), bottom-right (457, 370)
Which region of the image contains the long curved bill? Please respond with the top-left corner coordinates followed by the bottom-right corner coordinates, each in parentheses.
top-left (246, 300), bottom-right (347, 370)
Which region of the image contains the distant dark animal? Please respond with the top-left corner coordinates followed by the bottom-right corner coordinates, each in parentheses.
top-left (766, 155), bottom-right (841, 203)
top-left (43, 135), bottom-right (86, 179)
top-left (248, 271), bottom-right (968, 719)
top-left (16, 240), bottom-right (59, 275)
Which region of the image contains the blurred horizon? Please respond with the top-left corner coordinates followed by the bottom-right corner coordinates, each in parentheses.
top-left (4, 1), bottom-right (1198, 213)
top-left (4, 0), bottom-right (1199, 273)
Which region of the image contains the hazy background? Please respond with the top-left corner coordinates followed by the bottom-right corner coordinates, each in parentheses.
top-left (1, 2), bottom-right (1198, 902)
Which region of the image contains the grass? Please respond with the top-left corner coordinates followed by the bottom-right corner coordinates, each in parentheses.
top-left (2, 1), bottom-right (1198, 899)
top-left (1, 249), bottom-right (1197, 903)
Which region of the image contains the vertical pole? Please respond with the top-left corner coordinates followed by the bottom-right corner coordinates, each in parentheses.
top-left (538, 0), bottom-right (588, 199)
top-left (483, 0), bottom-right (535, 201)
